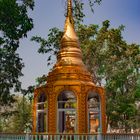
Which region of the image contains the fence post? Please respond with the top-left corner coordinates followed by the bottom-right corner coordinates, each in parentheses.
top-left (97, 128), bottom-right (102, 140)
top-left (25, 133), bottom-right (29, 140)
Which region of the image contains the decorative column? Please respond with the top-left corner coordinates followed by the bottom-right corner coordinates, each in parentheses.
top-left (97, 87), bottom-right (106, 134)
top-left (32, 89), bottom-right (38, 133)
top-left (77, 88), bottom-right (87, 133)
top-left (48, 92), bottom-right (57, 133)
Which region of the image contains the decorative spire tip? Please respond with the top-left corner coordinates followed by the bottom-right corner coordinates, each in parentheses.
top-left (67, 0), bottom-right (72, 18)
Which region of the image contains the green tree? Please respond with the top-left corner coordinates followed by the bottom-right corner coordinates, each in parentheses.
top-left (11, 96), bottom-right (32, 133)
top-left (32, 20), bottom-right (140, 131)
top-left (0, 95), bottom-right (32, 133)
top-left (67, 0), bottom-right (102, 25)
top-left (0, 0), bottom-right (34, 106)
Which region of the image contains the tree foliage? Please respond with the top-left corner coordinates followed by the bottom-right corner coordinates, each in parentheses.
top-left (32, 20), bottom-right (140, 131)
top-left (0, 0), bottom-right (34, 106)
top-left (68, 0), bottom-right (102, 25)
top-left (65, 0), bottom-right (102, 26)
top-left (0, 96), bottom-right (32, 133)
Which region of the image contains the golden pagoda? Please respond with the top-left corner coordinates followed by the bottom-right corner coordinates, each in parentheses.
top-left (33, 0), bottom-right (106, 134)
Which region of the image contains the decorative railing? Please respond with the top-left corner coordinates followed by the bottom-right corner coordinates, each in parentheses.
top-left (0, 133), bottom-right (140, 140)
top-left (0, 133), bottom-right (26, 140)
top-left (103, 133), bottom-right (140, 140)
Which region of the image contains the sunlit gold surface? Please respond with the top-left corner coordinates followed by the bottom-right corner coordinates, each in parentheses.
top-left (33, 0), bottom-right (106, 134)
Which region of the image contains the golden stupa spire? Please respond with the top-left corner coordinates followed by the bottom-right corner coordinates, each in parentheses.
top-left (61, 0), bottom-right (79, 48)
top-left (67, 0), bottom-right (72, 17)
top-left (66, 0), bottom-right (74, 28)
top-left (56, 0), bottom-right (84, 67)
top-left (49, 0), bottom-right (93, 84)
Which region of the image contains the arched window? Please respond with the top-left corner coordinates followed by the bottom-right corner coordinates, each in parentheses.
top-left (88, 92), bottom-right (101, 133)
top-left (36, 93), bottom-right (47, 132)
top-left (57, 91), bottom-right (77, 133)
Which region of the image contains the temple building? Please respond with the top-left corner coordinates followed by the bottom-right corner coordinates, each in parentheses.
top-left (32, 0), bottom-right (106, 134)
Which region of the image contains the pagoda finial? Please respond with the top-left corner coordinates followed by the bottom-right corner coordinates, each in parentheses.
top-left (64, 0), bottom-right (74, 31)
top-left (56, 0), bottom-right (86, 70)
top-left (67, 0), bottom-right (72, 18)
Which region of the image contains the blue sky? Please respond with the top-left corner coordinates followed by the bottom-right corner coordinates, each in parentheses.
top-left (18, 0), bottom-right (140, 89)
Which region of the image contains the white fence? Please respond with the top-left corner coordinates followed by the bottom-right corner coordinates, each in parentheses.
top-left (0, 133), bottom-right (140, 140)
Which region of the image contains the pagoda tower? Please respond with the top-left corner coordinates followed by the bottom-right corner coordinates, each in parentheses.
top-left (33, 0), bottom-right (106, 134)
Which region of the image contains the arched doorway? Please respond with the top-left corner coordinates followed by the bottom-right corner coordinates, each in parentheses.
top-left (36, 93), bottom-right (47, 132)
top-left (57, 91), bottom-right (77, 133)
top-left (88, 92), bottom-right (101, 133)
